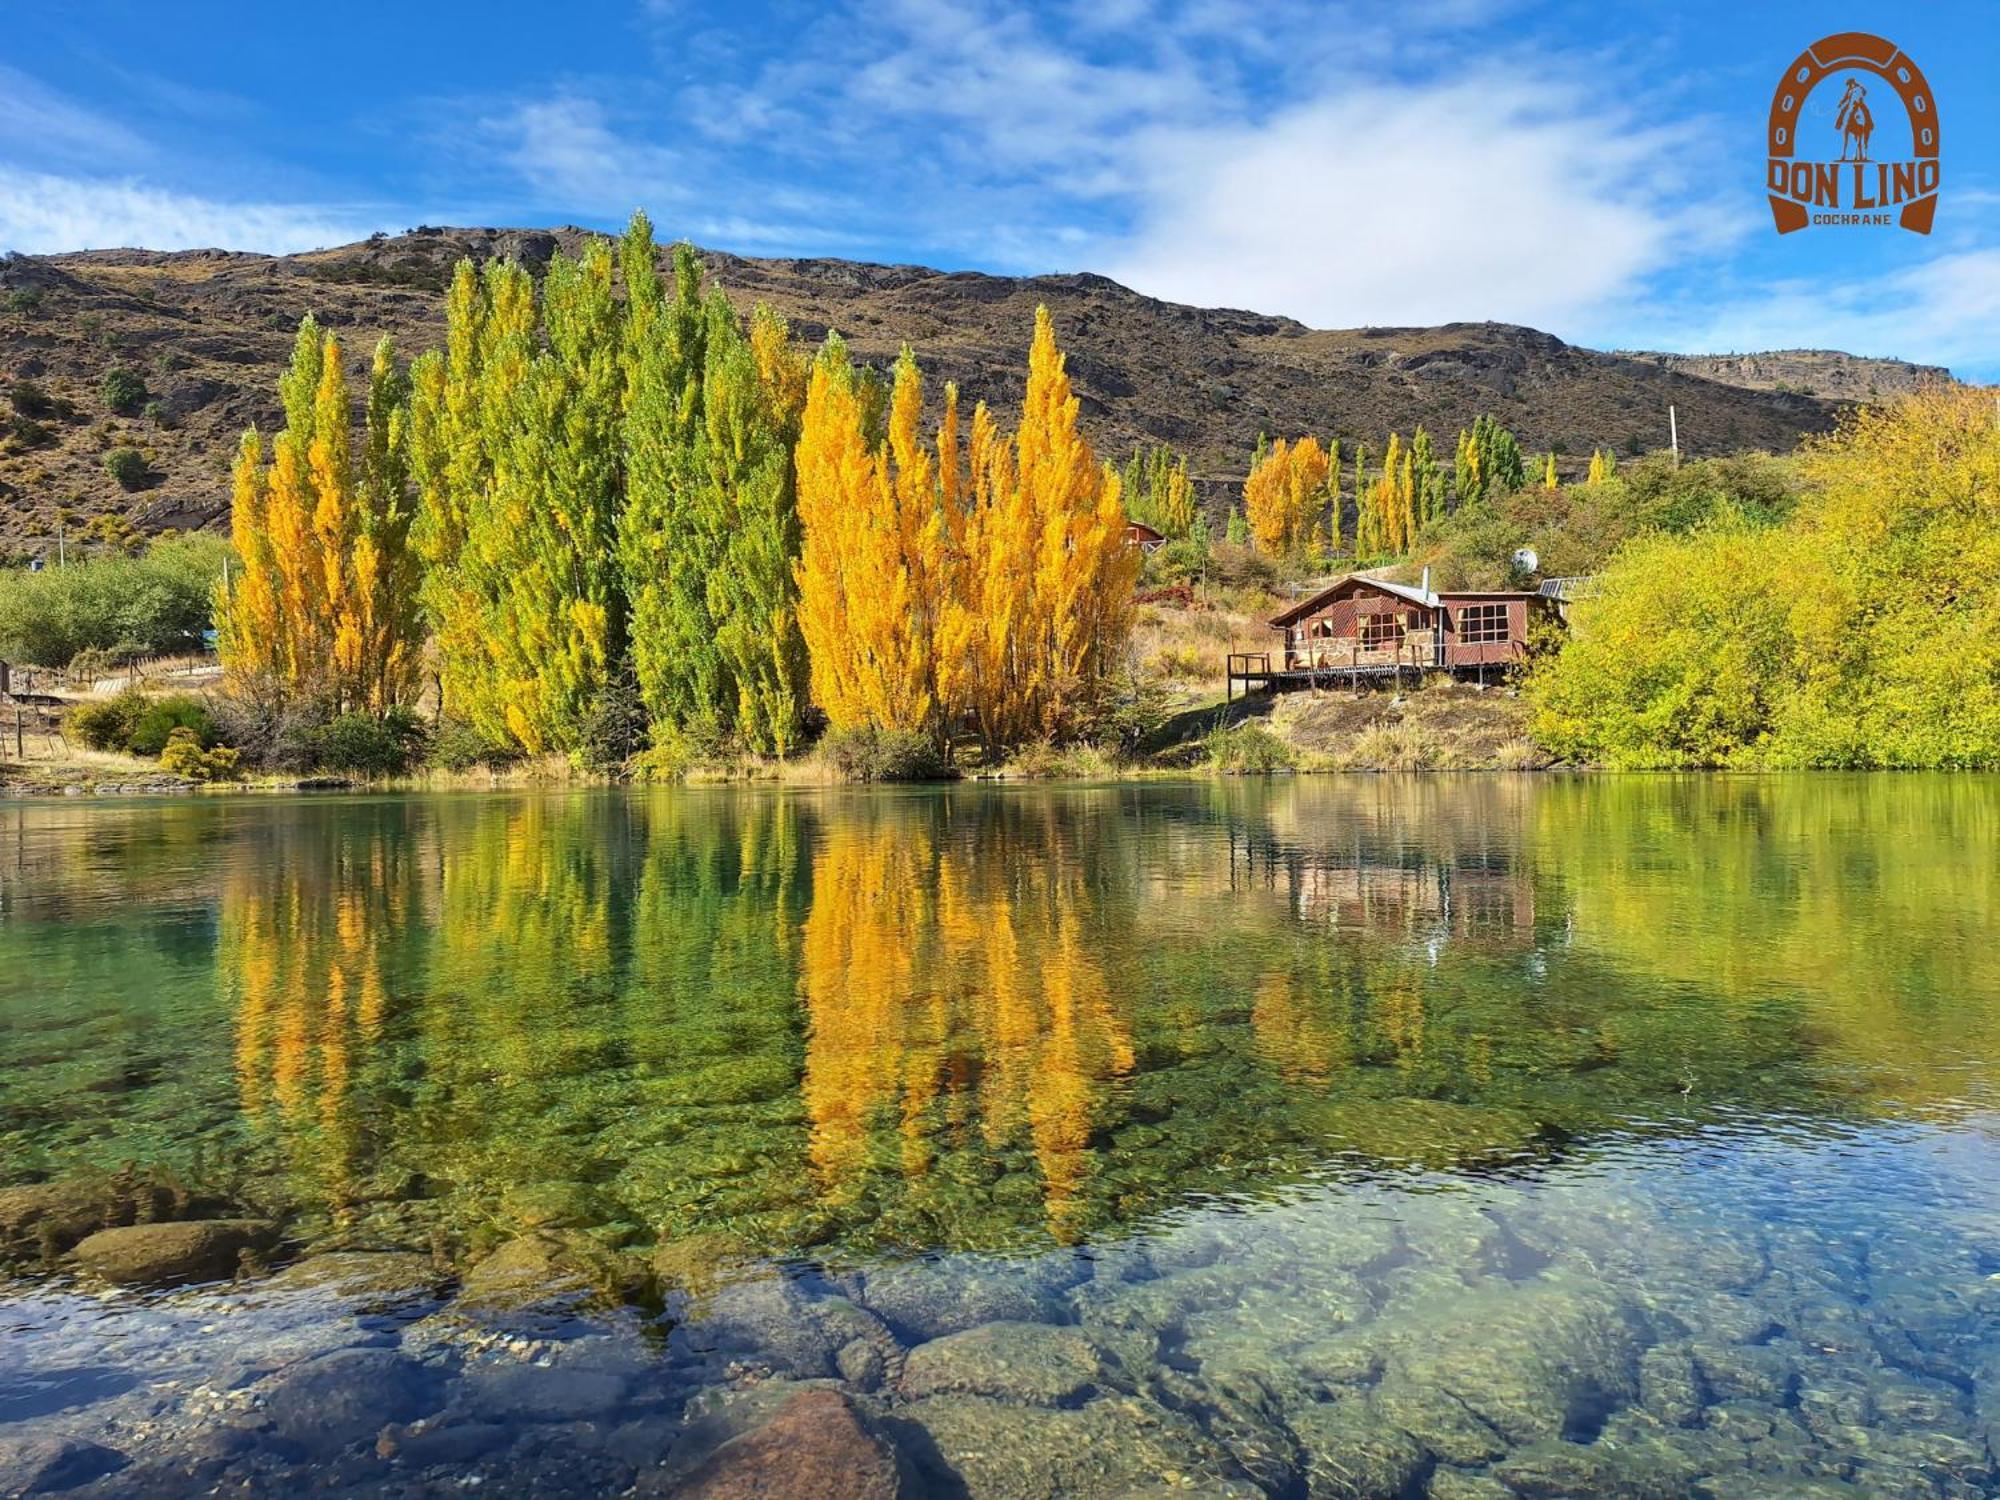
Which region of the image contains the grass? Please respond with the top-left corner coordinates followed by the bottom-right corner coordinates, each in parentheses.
top-left (1268, 678), bottom-right (1544, 771)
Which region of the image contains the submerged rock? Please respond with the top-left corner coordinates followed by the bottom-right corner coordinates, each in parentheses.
top-left (643, 1388), bottom-right (901, 1498)
top-left (260, 1250), bottom-right (451, 1313)
top-left (70, 1218), bottom-right (276, 1286)
top-left (810, 1295), bottom-right (904, 1393)
top-left (1377, 1274), bottom-right (1646, 1446)
top-left (1425, 1469), bottom-right (1514, 1500)
top-left (1364, 1380), bottom-right (1507, 1466)
top-left (672, 1273), bottom-right (840, 1379)
top-left (837, 1338), bottom-right (887, 1391)
top-left (258, 1348), bottom-right (448, 1458)
top-left (1638, 1344), bottom-right (1707, 1428)
top-left (1491, 1436), bottom-right (1699, 1499)
top-left (900, 1321), bottom-right (1101, 1406)
top-left (501, 1180), bottom-right (612, 1231)
top-left (454, 1232), bottom-right (645, 1322)
top-left (0, 1180), bottom-right (132, 1260)
top-left (861, 1257), bottom-right (1070, 1342)
top-left (893, 1392), bottom-right (1255, 1498)
top-left (455, 1361), bottom-right (633, 1423)
top-left (375, 1416), bottom-right (514, 1467)
top-left (0, 1434), bottom-right (128, 1495)
top-left (1284, 1396), bottom-right (1427, 1500)
top-left (652, 1230), bottom-right (763, 1298)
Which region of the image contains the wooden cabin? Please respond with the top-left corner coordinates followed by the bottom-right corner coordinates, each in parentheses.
top-left (1227, 571), bottom-right (1548, 698)
top-left (1124, 520), bottom-right (1169, 553)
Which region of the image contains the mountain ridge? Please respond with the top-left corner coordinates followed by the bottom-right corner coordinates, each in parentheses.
top-left (0, 225), bottom-right (1941, 552)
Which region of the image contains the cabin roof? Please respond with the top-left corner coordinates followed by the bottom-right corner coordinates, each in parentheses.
top-left (1267, 573), bottom-right (1539, 628)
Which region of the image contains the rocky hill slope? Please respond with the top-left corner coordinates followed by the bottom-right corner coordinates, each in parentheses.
top-left (0, 226), bottom-right (1933, 552)
top-left (1614, 349), bottom-right (1953, 401)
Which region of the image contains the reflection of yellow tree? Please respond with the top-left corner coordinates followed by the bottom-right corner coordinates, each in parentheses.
top-left (1250, 971), bottom-right (1344, 1083)
top-left (227, 828), bottom-right (416, 1217)
top-left (414, 796), bottom-right (624, 1223)
top-left (1381, 984), bottom-right (1426, 1066)
top-left (800, 803), bottom-right (1134, 1241)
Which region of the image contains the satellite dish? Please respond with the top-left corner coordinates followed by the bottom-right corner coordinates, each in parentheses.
top-left (1512, 547), bottom-right (1540, 574)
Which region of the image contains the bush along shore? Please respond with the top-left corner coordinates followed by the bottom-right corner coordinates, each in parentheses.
top-left (8, 675), bottom-right (1549, 796)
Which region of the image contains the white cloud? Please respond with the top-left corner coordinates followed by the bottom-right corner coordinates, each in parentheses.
top-left (483, 96), bottom-right (682, 212)
top-left (0, 64), bottom-right (150, 169)
top-left (1624, 250), bottom-right (2000, 378)
top-left (0, 168), bottom-right (384, 255)
top-left (1102, 76), bottom-right (1739, 330)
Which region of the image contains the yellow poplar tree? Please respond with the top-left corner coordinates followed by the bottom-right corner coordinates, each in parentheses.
top-left (795, 339), bottom-right (949, 744)
top-left (217, 319), bottom-right (420, 712)
top-left (215, 430), bottom-right (281, 675)
top-left (1003, 307), bottom-right (1136, 742)
top-left (1544, 452), bottom-right (1560, 490)
top-left (797, 308), bottom-right (1135, 757)
top-left (1243, 436), bottom-right (1331, 558)
top-left (1367, 432), bottom-right (1408, 555)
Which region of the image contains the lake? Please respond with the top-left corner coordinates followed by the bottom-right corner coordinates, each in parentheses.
top-left (1, 777), bottom-right (1997, 1496)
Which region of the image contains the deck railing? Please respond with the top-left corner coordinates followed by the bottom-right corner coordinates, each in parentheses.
top-left (1283, 630), bottom-right (1438, 672)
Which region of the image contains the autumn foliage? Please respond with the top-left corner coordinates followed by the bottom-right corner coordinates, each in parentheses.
top-left (1532, 386), bottom-right (2000, 768)
top-left (797, 308), bottom-right (1138, 754)
top-left (216, 318), bottom-right (420, 713)
top-left (1242, 436), bottom-right (1333, 559)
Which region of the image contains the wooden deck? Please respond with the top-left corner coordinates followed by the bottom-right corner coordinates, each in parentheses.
top-left (1226, 643), bottom-right (1440, 701)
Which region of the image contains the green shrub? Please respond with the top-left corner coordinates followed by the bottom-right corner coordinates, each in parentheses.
top-left (159, 726), bottom-right (241, 782)
top-left (1415, 453), bottom-right (1802, 591)
top-left (126, 695), bottom-right (218, 757)
top-left (101, 366), bottom-right (148, 416)
top-left (312, 708), bottom-right (426, 776)
top-left (4, 287), bottom-right (44, 316)
top-left (6, 414), bottom-right (52, 448)
top-left (820, 724), bottom-right (950, 782)
top-left (1087, 670), bottom-right (1174, 759)
top-left (103, 447), bottom-right (148, 490)
top-left (1529, 389), bottom-right (2000, 769)
top-left (1001, 740), bottom-right (1119, 779)
top-left (1203, 718), bottom-right (1294, 772)
top-left (206, 674), bottom-right (328, 772)
top-left (65, 690), bottom-right (146, 751)
top-left (427, 716), bottom-right (513, 772)
top-left (579, 662), bottom-right (647, 771)
top-left (0, 533), bottom-right (229, 666)
top-left (8, 379), bottom-right (57, 418)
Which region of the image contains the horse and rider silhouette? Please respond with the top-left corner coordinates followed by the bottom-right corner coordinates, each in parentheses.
top-left (1836, 78), bottom-right (1874, 162)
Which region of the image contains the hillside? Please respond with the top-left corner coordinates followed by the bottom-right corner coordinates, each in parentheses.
top-left (0, 225), bottom-right (1920, 552)
top-left (1614, 348), bottom-right (1953, 401)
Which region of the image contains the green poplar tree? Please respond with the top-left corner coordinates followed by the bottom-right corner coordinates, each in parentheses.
top-left (1411, 427), bottom-right (1447, 527)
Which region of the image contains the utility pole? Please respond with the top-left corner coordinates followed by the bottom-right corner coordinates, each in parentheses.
top-left (1669, 405), bottom-right (1680, 468)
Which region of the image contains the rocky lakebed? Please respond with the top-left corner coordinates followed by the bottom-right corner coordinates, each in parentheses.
top-left (3, 1127), bottom-right (1998, 1499)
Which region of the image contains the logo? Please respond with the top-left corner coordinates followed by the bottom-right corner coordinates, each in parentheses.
top-left (1766, 32), bottom-right (1939, 234)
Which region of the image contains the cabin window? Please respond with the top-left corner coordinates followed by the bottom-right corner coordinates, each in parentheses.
top-left (1359, 613), bottom-right (1405, 648)
top-left (1456, 603), bottom-right (1510, 644)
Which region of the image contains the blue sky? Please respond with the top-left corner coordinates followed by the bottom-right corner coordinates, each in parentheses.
top-left (4, 1), bottom-right (1997, 375)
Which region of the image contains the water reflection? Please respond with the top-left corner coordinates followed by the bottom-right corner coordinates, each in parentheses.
top-left (801, 800), bottom-right (1135, 1241)
top-left (1, 777), bottom-right (1997, 1262)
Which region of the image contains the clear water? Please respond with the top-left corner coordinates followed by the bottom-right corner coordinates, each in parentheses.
top-left (1, 778), bottom-right (1997, 1496)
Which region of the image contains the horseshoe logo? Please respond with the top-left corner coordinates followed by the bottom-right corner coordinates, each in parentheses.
top-left (1766, 32), bottom-right (1939, 235)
